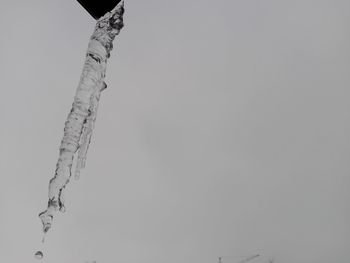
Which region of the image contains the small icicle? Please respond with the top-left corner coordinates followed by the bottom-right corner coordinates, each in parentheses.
top-left (75, 81), bottom-right (107, 180)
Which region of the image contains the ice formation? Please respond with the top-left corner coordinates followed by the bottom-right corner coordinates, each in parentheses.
top-left (39, 1), bottom-right (125, 234)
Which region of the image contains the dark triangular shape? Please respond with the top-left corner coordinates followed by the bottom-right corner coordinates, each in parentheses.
top-left (76, 0), bottom-right (122, 20)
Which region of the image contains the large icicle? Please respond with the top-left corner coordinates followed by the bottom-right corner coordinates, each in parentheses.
top-left (39, 1), bottom-right (125, 234)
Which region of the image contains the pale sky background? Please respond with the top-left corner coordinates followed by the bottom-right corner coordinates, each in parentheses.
top-left (0, 0), bottom-right (349, 263)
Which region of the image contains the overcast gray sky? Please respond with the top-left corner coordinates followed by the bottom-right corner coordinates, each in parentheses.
top-left (0, 0), bottom-right (349, 262)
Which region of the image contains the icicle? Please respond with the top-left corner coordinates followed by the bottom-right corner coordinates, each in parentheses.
top-left (75, 81), bottom-right (107, 180)
top-left (39, 1), bottom-right (125, 234)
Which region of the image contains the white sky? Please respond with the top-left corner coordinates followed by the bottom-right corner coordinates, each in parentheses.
top-left (0, 0), bottom-right (349, 263)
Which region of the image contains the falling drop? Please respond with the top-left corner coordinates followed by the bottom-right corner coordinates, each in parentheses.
top-left (34, 251), bottom-right (43, 260)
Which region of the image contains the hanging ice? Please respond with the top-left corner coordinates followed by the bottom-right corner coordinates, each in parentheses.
top-left (39, 1), bottom-right (125, 234)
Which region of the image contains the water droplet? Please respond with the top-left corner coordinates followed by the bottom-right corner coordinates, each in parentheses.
top-left (34, 251), bottom-right (43, 259)
top-left (75, 169), bottom-right (81, 180)
top-left (41, 233), bottom-right (46, 243)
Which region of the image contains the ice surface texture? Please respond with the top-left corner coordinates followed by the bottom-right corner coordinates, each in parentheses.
top-left (39, 1), bottom-right (124, 234)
